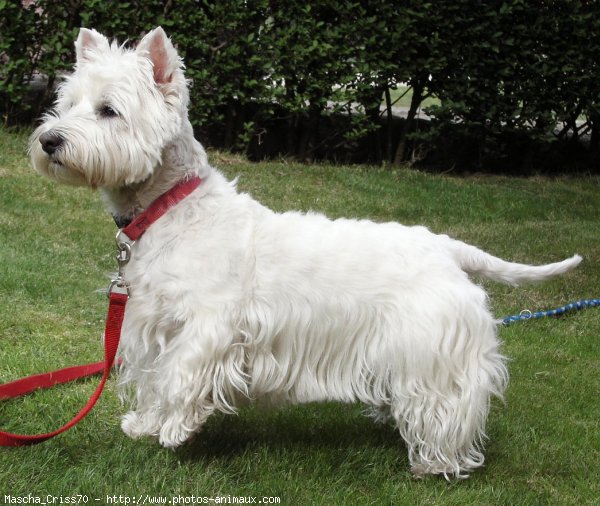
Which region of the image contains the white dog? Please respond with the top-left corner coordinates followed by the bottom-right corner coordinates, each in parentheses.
top-left (30, 27), bottom-right (581, 478)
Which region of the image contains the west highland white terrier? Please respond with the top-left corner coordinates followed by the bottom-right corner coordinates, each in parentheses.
top-left (30, 27), bottom-right (582, 478)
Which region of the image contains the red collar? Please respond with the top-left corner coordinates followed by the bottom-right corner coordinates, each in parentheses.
top-left (111, 175), bottom-right (202, 297)
top-left (120, 175), bottom-right (202, 241)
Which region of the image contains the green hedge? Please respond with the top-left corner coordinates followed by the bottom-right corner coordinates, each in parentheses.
top-left (1, 0), bottom-right (599, 171)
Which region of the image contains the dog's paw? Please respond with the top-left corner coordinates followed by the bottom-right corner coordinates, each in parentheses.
top-left (158, 417), bottom-right (195, 448)
top-left (121, 411), bottom-right (158, 439)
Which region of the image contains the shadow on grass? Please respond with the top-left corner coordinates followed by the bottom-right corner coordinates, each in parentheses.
top-left (177, 402), bottom-right (404, 462)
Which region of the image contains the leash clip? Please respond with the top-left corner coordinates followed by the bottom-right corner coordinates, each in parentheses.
top-left (108, 230), bottom-right (134, 298)
top-left (107, 279), bottom-right (129, 297)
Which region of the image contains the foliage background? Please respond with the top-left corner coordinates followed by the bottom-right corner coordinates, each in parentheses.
top-left (1, 0), bottom-right (600, 171)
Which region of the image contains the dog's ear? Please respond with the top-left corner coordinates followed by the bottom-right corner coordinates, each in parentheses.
top-left (75, 28), bottom-right (109, 63)
top-left (136, 27), bottom-right (180, 85)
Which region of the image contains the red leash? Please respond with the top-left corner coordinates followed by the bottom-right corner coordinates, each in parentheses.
top-left (0, 176), bottom-right (201, 446)
top-left (0, 293), bottom-right (126, 446)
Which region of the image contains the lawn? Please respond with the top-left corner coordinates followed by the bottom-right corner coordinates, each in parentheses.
top-left (1, 127), bottom-right (599, 505)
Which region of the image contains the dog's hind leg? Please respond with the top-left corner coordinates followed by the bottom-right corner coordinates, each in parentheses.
top-left (389, 289), bottom-right (508, 478)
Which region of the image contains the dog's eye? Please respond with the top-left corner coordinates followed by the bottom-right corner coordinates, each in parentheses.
top-left (99, 105), bottom-right (118, 118)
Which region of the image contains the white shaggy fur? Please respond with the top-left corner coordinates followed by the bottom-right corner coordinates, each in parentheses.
top-left (30, 27), bottom-right (582, 479)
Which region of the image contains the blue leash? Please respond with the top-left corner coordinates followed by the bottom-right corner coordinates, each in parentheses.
top-left (502, 298), bottom-right (600, 325)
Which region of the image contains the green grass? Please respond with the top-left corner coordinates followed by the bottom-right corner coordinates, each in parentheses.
top-left (1, 127), bottom-right (599, 505)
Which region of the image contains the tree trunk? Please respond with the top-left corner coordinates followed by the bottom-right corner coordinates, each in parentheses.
top-left (384, 86), bottom-right (394, 164)
top-left (393, 82), bottom-right (424, 166)
top-left (590, 111), bottom-right (600, 158)
top-left (366, 99), bottom-right (383, 165)
top-left (223, 99), bottom-right (236, 149)
top-left (298, 105), bottom-right (320, 162)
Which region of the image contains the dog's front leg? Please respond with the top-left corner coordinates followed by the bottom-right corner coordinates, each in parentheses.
top-left (120, 312), bottom-right (248, 448)
top-left (121, 350), bottom-right (221, 448)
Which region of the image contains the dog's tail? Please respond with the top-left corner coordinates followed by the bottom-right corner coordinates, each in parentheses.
top-left (452, 240), bottom-right (582, 286)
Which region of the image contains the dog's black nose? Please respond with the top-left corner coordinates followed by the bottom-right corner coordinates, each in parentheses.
top-left (39, 130), bottom-right (64, 155)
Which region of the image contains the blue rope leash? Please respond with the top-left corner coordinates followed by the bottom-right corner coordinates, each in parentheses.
top-left (502, 298), bottom-right (600, 325)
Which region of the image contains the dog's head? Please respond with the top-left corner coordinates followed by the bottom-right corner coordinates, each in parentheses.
top-left (30, 27), bottom-right (188, 188)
